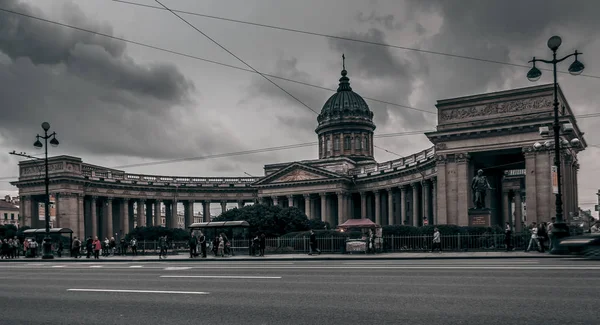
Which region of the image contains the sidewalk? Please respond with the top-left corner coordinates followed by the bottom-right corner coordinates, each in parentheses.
top-left (1, 251), bottom-right (569, 262)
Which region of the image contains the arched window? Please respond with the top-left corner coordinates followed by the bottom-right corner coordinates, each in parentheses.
top-left (344, 136), bottom-right (351, 150)
top-left (364, 136), bottom-right (369, 153)
top-left (334, 136), bottom-right (340, 151)
top-left (355, 136), bottom-right (362, 150)
top-left (326, 136), bottom-right (332, 153)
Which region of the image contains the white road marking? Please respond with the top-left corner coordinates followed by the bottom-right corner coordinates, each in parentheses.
top-left (343, 261), bottom-right (540, 265)
top-left (67, 289), bottom-right (208, 295)
top-left (89, 265), bottom-right (103, 268)
top-left (51, 265), bottom-right (66, 268)
top-left (27, 263), bottom-right (44, 266)
top-left (164, 267), bottom-right (192, 270)
top-left (129, 265), bottom-right (143, 268)
top-left (160, 275), bottom-right (282, 279)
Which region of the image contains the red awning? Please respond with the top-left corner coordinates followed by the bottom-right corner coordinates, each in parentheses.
top-left (337, 218), bottom-right (381, 229)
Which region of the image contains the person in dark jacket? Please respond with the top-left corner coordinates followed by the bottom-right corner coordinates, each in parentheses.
top-left (259, 233), bottom-right (266, 257)
top-left (198, 232), bottom-right (206, 258)
top-left (189, 233), bottom-right (198, 258)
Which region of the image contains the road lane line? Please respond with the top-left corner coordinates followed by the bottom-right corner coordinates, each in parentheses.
top-left (129, 265), bottom-right (143, 268)
top-left (164, 267), bottom-right (192, 270)
top-left (160, 275), bottom-right (282, 279)
top-left (67, 289), bottom-right (208, 295)
top-left (89, 265), bottom-right (103, 268)
top-left (51, 265), bottom-right (66, 268)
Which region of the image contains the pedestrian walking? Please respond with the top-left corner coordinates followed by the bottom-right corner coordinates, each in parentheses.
top-left (526, 222), bottom-right (541, 252)
top-left (547, 217), bottom-right (556, 251)
top-left (198, 232), bottom-right (206, 258)
top-left (309, 230), bottom-right (321, 255)
top-left (504, 222), bottom-right (512, 251)
top-left (159, 235), bottom-right (168, 259)
top-left (93, 236), bottom-right (101, 259)
top-left (432, 228), bottom-right (442, 253)
top-left (130, 237), bottom-right (138, 256)
top-left (71, 237), bottom-right (81, 258)
top-left (189, 233), bottom-right (198, 258)
top-left (259, 233), bottom-right (266, 257)
top-left (86, 236), bottom-right (93, 258)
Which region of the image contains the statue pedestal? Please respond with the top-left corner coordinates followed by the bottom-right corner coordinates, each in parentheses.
top-left (468, 209), bottom-right (492, 227)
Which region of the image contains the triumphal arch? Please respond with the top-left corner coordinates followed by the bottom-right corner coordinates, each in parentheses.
top-left (12, 66), bottom-right (586, 240)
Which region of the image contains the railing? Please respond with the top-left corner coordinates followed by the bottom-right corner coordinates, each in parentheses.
top-left (80, 163), bottom-right (261, 185)
top-left (348, 146), bottom-right (436, 176)
top-left (504, 169), bottom-right (526, 176)
top-left (117, 232), bottom-right (545, 255)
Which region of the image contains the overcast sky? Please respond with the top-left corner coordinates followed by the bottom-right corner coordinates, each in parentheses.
top-left (1, 0), bottom-right (599, 214)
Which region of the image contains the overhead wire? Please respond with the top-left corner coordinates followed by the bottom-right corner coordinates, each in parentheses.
top-left (111, 0), bottom-right (600, 81)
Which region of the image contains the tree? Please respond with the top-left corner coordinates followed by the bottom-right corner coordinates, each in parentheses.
top-left (213, 204), bottom-right (311, 236)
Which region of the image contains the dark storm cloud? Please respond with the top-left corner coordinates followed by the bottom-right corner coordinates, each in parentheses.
top-left (0, 0), bottom-right (241, 161)
top-left (356, 12), bottom-right (403, 31)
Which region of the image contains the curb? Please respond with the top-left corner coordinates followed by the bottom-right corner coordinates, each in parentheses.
top-left (0, 254), bottom-right (572, 263)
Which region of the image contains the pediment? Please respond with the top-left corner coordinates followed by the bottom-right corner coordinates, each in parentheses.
top-left (254, 163), bottom-right (346, 186)
top-left (271, 169), bottom-right (326, 183)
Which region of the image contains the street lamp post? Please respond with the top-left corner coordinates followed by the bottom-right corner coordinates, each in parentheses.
top-left (527, 36), bottom-right (585, 254)
top-left (33, 122), bottom-right (60, 259)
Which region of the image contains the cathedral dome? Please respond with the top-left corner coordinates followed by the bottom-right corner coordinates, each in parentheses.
top-left (315, 69), bottom-right (375, 132)
top-left (315, 57), bottom-right (376, 162)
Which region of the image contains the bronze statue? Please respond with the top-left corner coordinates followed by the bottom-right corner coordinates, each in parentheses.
top-left (471, 169), bottom-right (493, 209)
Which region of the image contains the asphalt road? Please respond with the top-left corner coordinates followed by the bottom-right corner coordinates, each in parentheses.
top-left (0, 258), bottom-right (598, 325)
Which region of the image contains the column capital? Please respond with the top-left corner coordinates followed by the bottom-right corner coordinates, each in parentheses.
top-left (319, 192), bottom-right (327, 197)
top-left (400, 185), bottom-right (407, 192)
top-left (122, 198), bottom-right (130, 202)
top-left (431, 177), bottom-right (437, 185)
top-left (385, 187), bottom-right (394, 193)
top-left (456, 152), bottom-right (470, 163)
top-left (411, 182), bottom-right (419, 189)
top-left (155, 199), bottom-right (162, 203)
top-left (106, 197), bottom-right (114, 202)
top-left (522, 146), bottom-right (537, 157)
top-left (187, 199), bottom-right (195, 203)
top-left (91, 196), bottom-right (99, 200)
top-left (287, 194), bottom-right (294, 199)
top-left (203, 200), bottom-right (211, 204)
top-left (220, 200), bottom-right (227, 204)
top-left (302, 194), bottom-right (311, 199)
top-left (359, 191), bottom-right (367, 197)
top-left (336, 191), bottom-right (346, 196)
top-left (271, 196), bottom-right (278, 200)
top-left (373, 189), bottom-right (380, 196)
top-left (139, 198), bottom-right (146, 203)
top-left (422, 179), bottom-right (431, 188)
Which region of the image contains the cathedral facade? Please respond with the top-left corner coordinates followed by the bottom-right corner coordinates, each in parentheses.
top-left (12, 67), bottom-right (586, 240)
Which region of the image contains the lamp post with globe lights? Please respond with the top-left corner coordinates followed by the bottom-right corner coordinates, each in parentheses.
top-left (527, 35), bottom-right (585, 253)
top-left (33, 122), bottom-right (60, 259)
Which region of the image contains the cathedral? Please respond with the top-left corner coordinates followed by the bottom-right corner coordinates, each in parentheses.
top-left (12, 64), bottom-right (586, 241)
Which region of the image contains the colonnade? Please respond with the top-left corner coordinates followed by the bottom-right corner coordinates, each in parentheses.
top-left (262, 177), bottom-right (437, 227)
top-left (19, 194), bottom-right (254, 240)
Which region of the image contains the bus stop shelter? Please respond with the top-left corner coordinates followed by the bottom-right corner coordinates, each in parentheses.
top-left (189, 221), bottom-right (250, 254)
top-left (22, 228), bottom-right (74, 248)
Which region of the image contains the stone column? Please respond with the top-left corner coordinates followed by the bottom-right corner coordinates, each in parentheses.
top-left (523, 147), bottom-right (537, 225)
top-left (105, 198), bottom-right (113, 238)
top-left (337, 192), bottom-right (346, 224)
top-left (303, 194), bottom-right (311, 219)
top-left (171, 200), bottom-right (178, 228)
top-left (400, 186), bottom-right (407, 225)
top-left (77, 194), bottom-right (84, 240)
top-left (203, 201), bottom-right (211, 222)
top-left (320, 193), bottom-right (327, 222)
top-left (374, 190), bottom-right (381, 225)
top-left (220, 201), bottom-right (227, 214)
top-left (422, 180), bottom-right (431, 225)
top-left (287, 195), bottom-right (294, 207)
top-left (154, 200), bottom-right (162, 227)
top-left (237, 201), bottom-right (244, 209)
top-left (387, 189), bottom-right (394, 226)
top-left (502, 190), bottom-right (510, 226)
top-left (360, 192), bottom-right (367, 219)
top-left (50, 193), bottom-right (60, 225)
top-left (456, 153), bottom-right (470, 226)
top-left (137, 199), bottom-right (146, 227)
top-left (272, 196), bottom-right (279, 207)
top-left (21, 196), bottom-right (30, 227)
top-left (184, 200), bottom-right (194, 227)
top-left (412, 183), bottom-right (419, 227)
top-left (431, 178), bottom-right (438, 225)
top-left (514, 191), bottom-right (523, 233)
top-left (90, 196), bottom-right (98, 237)
top-left (436, 155), bottom-right (448, 224)
top-left (121, 199), bottom-right (129, 236)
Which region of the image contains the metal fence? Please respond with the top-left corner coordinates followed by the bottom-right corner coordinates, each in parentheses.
top-left (117, 232), bottom-right (554, 255)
